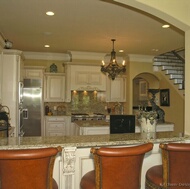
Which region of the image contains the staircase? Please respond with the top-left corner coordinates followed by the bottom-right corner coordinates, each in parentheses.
top-left (153, 49), bottom-right (185, 90)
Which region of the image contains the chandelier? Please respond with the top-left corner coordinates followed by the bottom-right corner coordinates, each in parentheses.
top-left (101, 39), bottom-right (126, 80)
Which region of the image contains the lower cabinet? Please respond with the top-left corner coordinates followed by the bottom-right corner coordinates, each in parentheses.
top-left (45, 116), bottom-right (69, 136)
top-left (80, 127), bottom-right (109, 135)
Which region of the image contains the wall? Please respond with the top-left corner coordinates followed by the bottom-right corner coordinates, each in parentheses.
top-left (24, 59), bottom-right (65, 73)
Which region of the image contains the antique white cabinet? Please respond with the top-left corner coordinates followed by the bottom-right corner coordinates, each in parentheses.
top-left (44, 73), bottom-right (65, 102)
top-left (24, 66), bottom-right (44, 79)
top-left (0, 37), bottom-right (5, 103)
top-left (80, 126), bottom-right (109, 135)
top-left (70, 65), bottom-right (106, 91)
top-left (106, 76), bottom-right (127, 102)
top-left (45, 116), bottom-right (70, 136)
top-left (1, 49), bottom-right (24, 137)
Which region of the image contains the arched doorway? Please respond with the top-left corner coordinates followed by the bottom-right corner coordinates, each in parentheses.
top-left (133, 72), bottom-right (160, 113)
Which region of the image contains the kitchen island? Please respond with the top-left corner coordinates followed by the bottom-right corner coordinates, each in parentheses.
top-left (73, 120), bottom-right (174, 135)
top-left (0, 132), bottom-right (188, 189)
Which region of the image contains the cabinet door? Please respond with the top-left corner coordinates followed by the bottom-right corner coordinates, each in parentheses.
top-left (89, 72), bottom-right (102, 85)
top-left (76, 72), bottom-right (89, 85)
top-left (80, 127), bottom-right (109, 135)
top-left (70, 65), bottom-right (106, 91)
top-left (106, 77), bottom-right (126, 102)
top-left (44, 74), bottom-right (65, 102)
top-left (76, 71), bottom-right (102, 85)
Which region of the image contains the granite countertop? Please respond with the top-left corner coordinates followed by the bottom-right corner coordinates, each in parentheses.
top-left (0, 132), bottom-right (188, 149)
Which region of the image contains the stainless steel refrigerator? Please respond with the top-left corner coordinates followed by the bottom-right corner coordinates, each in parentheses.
top-left (23, 79), bottom-right (42, 136)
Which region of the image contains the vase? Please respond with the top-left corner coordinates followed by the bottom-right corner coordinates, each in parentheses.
top-left (139, 117), bottom-right (156, 139)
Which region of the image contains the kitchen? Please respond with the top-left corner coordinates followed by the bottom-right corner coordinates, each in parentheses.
top-left (0, 48), bottom-right (176, 138)
top-left (0, 0), bottom-right (186, 137)
top-left (0, 1), bottom-right (189, 189)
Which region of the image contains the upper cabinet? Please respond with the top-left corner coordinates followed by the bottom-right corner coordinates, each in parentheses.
top-left (106, 76), bottom-right (127, 102)
top-left (24, 66), bottom-right (45, 79)
top-left (1, 49), bottom-right (24, 136)
top-left (44, 73), bottom-right (65, 102)
top-left (69, 65), bottom-right (106, 91)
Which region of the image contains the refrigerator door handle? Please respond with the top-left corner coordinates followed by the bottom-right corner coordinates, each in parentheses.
top-left (23, 109), bottom-right (28, 119)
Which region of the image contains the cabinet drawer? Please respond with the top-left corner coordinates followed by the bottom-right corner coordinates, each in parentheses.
top-left (47, 122), bottom-right (65, 130)
top-left (47, 132), bottom-right (65, 136)
top-left (46, 116), bottom-right (66, 122)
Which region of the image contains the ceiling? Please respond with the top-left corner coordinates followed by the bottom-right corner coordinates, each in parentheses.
top-left (0, 0), bottom-right (185, 57)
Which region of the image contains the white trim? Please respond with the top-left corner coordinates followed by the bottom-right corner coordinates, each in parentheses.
top-left (2, 49), bottom-right (25, 60)
top-left (23, 50), bottom-right (154, 63)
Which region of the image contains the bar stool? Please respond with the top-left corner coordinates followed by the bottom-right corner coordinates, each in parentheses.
top-left (0, 146), bottom-right (62, 189)
top-left (146, 143), bottom-right (190, 189)
top-left (80, 143), bottom-right (153, 189)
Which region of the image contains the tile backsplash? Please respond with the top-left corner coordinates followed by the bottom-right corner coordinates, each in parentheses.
top-left (71, 91), bottom-right (106, 114)
top-left (45, 91), bottom-right (126, 115)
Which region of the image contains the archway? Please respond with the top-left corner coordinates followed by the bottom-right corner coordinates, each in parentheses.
top-left (133, 72), bottom-right (160, 113)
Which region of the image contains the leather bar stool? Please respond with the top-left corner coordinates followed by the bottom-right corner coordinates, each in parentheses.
top-left (80, 142), bottom-right (153, 189)
top-left (146, 143), bottom-right (190, 189)
top-left (0, 146), bottom-right (62, 189)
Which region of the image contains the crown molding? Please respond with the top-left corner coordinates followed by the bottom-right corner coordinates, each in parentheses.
top-left (2, 49), bottom-right (25, 60)
top-left (22, 50), bottom-right (154, 63)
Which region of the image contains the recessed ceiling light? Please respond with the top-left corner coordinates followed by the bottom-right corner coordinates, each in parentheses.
top-left (152, 48), bottom-right (159, 52)
top-left (162, 24), bottom-right (170, 28)
top-left (119, 50), bottom-right (124, 53)
top-left (46, 11), bottom-right (55, 16)
top-left (44, 45), bottom-right (50, 48)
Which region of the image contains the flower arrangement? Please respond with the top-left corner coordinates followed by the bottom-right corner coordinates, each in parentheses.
top-left (137, 110), bottom-right (157, 125)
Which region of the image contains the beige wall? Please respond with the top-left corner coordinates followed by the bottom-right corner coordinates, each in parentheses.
top-left (24, 59), bottom-right (65, 73)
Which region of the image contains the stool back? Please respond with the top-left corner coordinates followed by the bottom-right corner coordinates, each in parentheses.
top-left (160, 143), bottom-right (190, 188)
top-left (0, 146), bottom-right (62, 189)
top-left (92, 143), bottom-right (153, 189)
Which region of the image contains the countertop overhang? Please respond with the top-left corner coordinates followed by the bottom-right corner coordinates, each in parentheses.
top-left (0, 132), bottom-right (188, 150)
